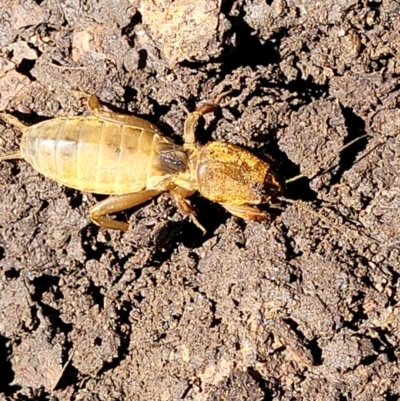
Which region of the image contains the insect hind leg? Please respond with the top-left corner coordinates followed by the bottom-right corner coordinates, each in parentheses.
top-left (89, 190), bottom-right (161, 231)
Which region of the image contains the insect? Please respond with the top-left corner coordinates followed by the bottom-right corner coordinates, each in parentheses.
top-left (0, 94), bottom-right (284, 232)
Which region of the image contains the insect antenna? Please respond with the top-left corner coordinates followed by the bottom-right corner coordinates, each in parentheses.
top-left (279, 132), bottom-right (384, 245)
top-left (278, 196), bottom-right (381, 245)
top-left (285, 134), bottom-right (371, 184)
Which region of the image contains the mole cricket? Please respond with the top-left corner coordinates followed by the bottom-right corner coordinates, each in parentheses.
top-left (0, 94), bottom-right (365, 233)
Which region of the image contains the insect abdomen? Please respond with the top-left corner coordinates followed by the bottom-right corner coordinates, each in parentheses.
top-left (20, 116), bottom-right (155, 194)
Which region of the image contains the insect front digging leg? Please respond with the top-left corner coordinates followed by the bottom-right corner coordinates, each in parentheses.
top-left (222, 204), bottom-right (271, 222)
top-left (90, 190), bottom-right (161, 231)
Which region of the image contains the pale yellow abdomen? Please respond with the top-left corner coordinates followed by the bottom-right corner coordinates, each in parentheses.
top-left (20, 116), bottom-right (156, 195)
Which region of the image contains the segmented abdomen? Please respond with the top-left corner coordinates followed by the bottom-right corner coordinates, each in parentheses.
top-left (20, 116), bottom-right (155, 194)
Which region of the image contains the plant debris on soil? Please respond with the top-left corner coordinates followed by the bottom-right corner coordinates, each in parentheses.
top-left (1, 0), bottom-right (400, 400)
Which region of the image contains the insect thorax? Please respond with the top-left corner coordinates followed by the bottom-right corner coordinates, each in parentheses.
top-left (148, 139), bottom-right (193, 190)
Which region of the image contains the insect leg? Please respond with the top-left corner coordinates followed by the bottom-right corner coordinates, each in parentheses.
top-left (183, 90), bottom-right (233, 145)
top-left (86, 94), bottom-right (160, 132)
top-left (169, 189), bottom-right (206, 234)
top-left (89, 190), bottom-right (161, 231)
top-left (183, 104), bottom-right (217, 146)
top-left (222, 204), bottom-right (271, 222)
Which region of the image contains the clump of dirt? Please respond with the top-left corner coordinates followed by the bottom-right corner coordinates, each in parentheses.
top-left (1, 0), bottom-right (400, 400)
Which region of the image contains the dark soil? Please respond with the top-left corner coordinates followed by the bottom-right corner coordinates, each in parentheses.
top-left (1, 0), bottom-right (400, 400)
